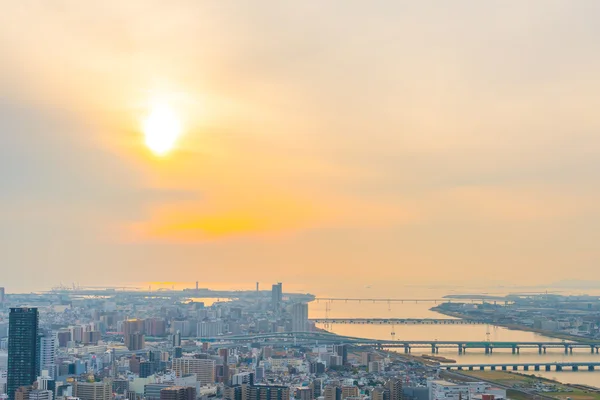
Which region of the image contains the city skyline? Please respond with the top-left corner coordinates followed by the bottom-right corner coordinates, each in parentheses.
top-left (2, 2), bottom-right (600, 291)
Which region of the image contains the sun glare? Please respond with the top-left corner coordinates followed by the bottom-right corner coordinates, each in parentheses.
top-left (142, 101), bottom-right (182, 156)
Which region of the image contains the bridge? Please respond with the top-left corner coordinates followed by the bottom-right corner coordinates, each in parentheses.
top-left (442, 362), bottom-right (600, 372)
top-left (314, 297), bottom-right (502, 304)
top-left (310, 318), bottom-right (484, 325)
top-left (368, 341), bottom-right (600, 355)
top-left (202, 332), bottom-right (600, 355)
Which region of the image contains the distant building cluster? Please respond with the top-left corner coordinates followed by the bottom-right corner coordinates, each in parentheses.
top-left (0, 284), bottom-right (508, 400)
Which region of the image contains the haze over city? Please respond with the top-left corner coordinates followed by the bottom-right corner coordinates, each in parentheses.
top-left (2, 1), bottom-right (600, 293)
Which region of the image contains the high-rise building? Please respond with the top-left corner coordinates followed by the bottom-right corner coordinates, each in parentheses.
top-left (159, 387), bottom-right (195, 400)
top-left (324, 386), bottom-right (341, 400)
top-left (82, 331), bottom-right (101, 345)
top-left (341, 387), bottom-right (358, 400)
top-left (295, 388), bottom-right (313, 400)
top-left (56, 331), bottom-right (71, 348)
top-left (254, 367), bottom-right (264, 384)
top-left (231, 372), bottom-right (254, 386)
top-left (371, 388), bottom-right (390, 400)
top-left (0, 287), bottom-right (5, 303)
top-left (173, 347), bottom-right (183, 359)
top-left (36, 373), bottom-right (55, 393)
top-left (309, 362), bottom-right (325, 375)
top-left (312, 380), bottom-right (323, 398)
top-left (171, 321), bottom-right (190, 338)
top-left (38, 332), bottom-right (56, 377)
top-left (197, 321), bottom-right (223, 337)
top-left (333, 345), bottom-right (348, 365)
top-left (129, 356), bottom-right (141, 374)
top-left (72, 380), bottom-right (112, 400)
top-left (368, 361), bottom-right (381, 373)
top-left (172, 331), bottom-right (182, 347)
top-left (291, 303), bottom-right (309, 332)
top-left (123, 320), bottom-right (145, 350)
top-left (126, 333), bottom-right (145, 351)
top-left (271, 283), bottom-right (282, 313)
top-left (69, 326), bottom-right (84, 343)
top-left (139, 361), bottom-right (155, 378)
top-left (145, 319), bottom-right (167, 337)
top-left (8, 308), bottom-right (39, 400)
top-left (248, 385), bottom-right (290, 400)
top-left (172, 358), bottom-right (215, 386)
top-left (223, 385), bottom-right (244, 400)
top-left (385, 378), bottom-right (403, 400)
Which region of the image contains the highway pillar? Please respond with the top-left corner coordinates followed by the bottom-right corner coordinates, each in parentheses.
top-left (512, 346), bottom-right (516, 354)
top-left (524, 365), bottom-right (529, 371)
top-left (534, 365), bottom-right (540, 371)
top-left (564, 345), bottom-right (569, 355)
top-left (589, 365), bottom-right (595, 371)
top-left (557, 365), bottom-right (563, 371)
top-left (469, 366), bottom-right (473, 371)
top-left (502, 366), bottom-right (507, 371)
top-left (570, 347), bottom-right (573, 354)
top-left (491, 366), bottom-right (496, 371)
top-left (573, 365), bottom-right (578, 371)
top-left (480, 366), bottom-right (484, 371)
top-left (538, 345), bottom-right (543, 354)
top-left (592, 346), bottom-right (596, 354)
top-left (545, 365), bottom-right (551, 371)
top-left (458, 344), bottom-right (463, 355)
top-left (404, 344), bottom-right (410, 354)
top-left (512, 365), bottom-right (518, 371)
top-left (485, 345), bottom-right (490, 355)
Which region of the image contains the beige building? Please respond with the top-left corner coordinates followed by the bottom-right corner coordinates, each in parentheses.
top-left (172, 358), bottom-right (215, 386)
top-left (341, 386), bottom-right (359, 400)
top-left (72, 380), bottom-right (112, 400)
top-left (371, 387), bottom-right (389, 400)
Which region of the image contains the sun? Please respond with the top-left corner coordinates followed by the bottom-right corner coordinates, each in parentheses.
top-left (142, 101), bottom-right (182, 156)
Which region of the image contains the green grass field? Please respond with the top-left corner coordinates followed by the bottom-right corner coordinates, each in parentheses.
top-left (460, 371), bottom-right (600, 400)
top-left (461, 370), bottom-right (532, 384)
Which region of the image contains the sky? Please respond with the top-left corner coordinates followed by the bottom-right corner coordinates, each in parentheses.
top-left (1, 1), bottom-right (599, 294)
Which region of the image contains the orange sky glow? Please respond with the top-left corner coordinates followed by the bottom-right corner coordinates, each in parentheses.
top-left (1, 1), bottom-right (600, 293)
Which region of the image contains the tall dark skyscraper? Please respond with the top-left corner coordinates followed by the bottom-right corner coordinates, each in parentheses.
top-left (271, 283), bottom-right (282, 313)
top-left (7, 307), bottom-right (39, 400)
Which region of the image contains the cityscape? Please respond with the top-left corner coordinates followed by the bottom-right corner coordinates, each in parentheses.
top-left (1, 285), bottom-right (600, 400)
top-left (2, 3), bottom-right (600, 400)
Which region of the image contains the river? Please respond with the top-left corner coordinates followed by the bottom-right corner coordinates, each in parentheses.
top-left (309, 289), bottom-right (600, 387)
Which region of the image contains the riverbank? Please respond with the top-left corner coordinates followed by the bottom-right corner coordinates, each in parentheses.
top-left (452, 370), bottom-right (600, 400)
top-left (431, 307), bottom-right (600, 343)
